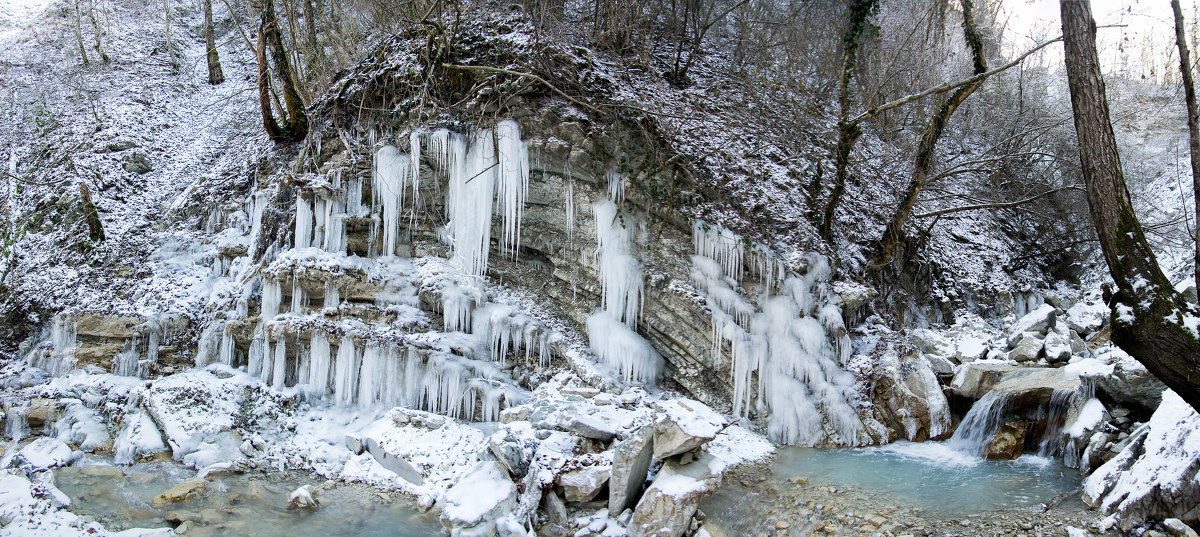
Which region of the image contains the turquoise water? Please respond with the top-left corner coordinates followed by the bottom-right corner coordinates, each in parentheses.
top-left (55, 459), bottom-right (442, 537)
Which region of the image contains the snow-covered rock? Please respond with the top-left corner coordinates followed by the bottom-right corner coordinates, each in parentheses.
top-left (1067, 299), bottom-right (1108, 336)
top-left (1006, 304), bottom-right (1057, 347)
top-left (1043, 332), bottom-right (1072, 363)
top-left (113, 410), bottom-right (169, 465)
top-left (1083, 390), bottom-right (1200, 529)
top-left (609, 426), bottom-right (654, 513)
top-left (11, 437), bottom-right (74, 469)
top-left (628, 453), bottom-right (725, 537)
top-left (1008, 333), bottom-right (1044, 363)
top-left (558, 459), bottom-right (612, 502)
top-left (440, 460), bottom-right (518, 536)
top-left (872, 350), bottom-right (951, 441)
top-left (1087, 348), bottom-right (1168, 411)
top-left (651, 399), bottom-right (724, 459)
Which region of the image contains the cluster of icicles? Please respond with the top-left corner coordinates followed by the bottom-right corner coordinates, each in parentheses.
top-left (690, 221), bottom-right (863, 446)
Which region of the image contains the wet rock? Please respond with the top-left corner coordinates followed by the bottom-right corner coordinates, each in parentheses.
top-left (152, 478), bottom-right (206, 508)
top-left (652, 399), bottom-right (724, 459)
top-left (488, 429), bottom-right (532, 478)
top-left (288, 484), bottom-right (318, 509)
top-left (873, 351), bottom-right (951, 441)
top-left (985, 420), bottom-right (1028, 460)
top-left (609, 426), bottom-right (654, 514)
top-left (77, 465), bottom-right (124, 478)
top-left (26, 398), bottom-right (56, 428)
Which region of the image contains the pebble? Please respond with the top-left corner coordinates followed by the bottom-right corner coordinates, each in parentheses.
top-left (775, 520), bottom-right (789, 529)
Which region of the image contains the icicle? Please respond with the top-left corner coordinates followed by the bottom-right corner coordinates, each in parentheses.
top-left (5, 402), bottom-right (28, 442)
top-left (495, 120), bottom-right (529, 259)
top-left (272, 338), bottom-right (287, 389)
top-left (259, 338), bottom-right (274, 383)
top-left (606, 168), bottom-right (625, 203)
top-left (261, 279), bottom-right (282, 321)
top-left (324, 281), bottom-right (340, 311)
top-left (218, 328), bottom-right (236, 366)
top-left (358, 345), bottom-right (388, 408)
top-left (247, 334), bottom-right (265, 378)
top-left (295, 196), bottom-right (313, 249)
top-left (442, 286), bottom-right (473, 332)
top-left (692, 220), bottom-right (744, 282)
top-left (374, 145), bottom-right (410, 258)
top-left (565, 176), bottom-right (576, 240)
top-left (306, 333), bottom-right (331, 397)
top-left (593, 199), bottom-right (643, 326)
top-left (587, 313), bottom-right (661, 383)
top-left (409, 130), bottom-right (422, 222)
top-left (333, 336), bottom-right (359, 406)
top-left (114, 343), bottom-right (140, 377)
top-left (313, 197), bottom-right (326, 247)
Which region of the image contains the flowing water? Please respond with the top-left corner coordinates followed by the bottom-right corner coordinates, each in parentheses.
top-left (54, 458), bottom-right (441, 537)
top-left (703, 442), bottom-right (1081, 534)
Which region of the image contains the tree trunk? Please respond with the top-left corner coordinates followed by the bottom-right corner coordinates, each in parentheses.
top-left (79, 182), bottom-right (104, 242)
top-left (873, 0), bottom-right (988, 268)
top-left (204, 0), bottom-right (225, 85)
top-left (257, 0), bottom-right (307, 142)
top-left (821, 0), bottom-right (878, 239)
top-left (73, 0), bottom-right (90, 66)
top-left (87, 0), bottom-right (109, 63)
top-left (1172, 0), bottom-right (1200, 298)
top-left (1060, 0), bottom-right (1200, 412)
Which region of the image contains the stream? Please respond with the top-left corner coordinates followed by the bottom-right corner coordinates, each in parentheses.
top-left (53, 457), bottom-right (441, 537)
top-left (703, 442), bottom-right (1082, 535)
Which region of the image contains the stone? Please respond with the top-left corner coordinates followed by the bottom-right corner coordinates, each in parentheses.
top-left (77, 465), bottom-right (125, 478)
top-left (1006, 304), bottom-right (1057, 347)
top-left (560, 413), bottom-right (619, 442)
top-left (1164, 519), bottom-right (1199, 537)
top-left (152, 478), bottom-right (206, 508)
top-left (921, 352), bottom-right (956, 375)
top-left (440, 461), bottom-right (518, 536)
top-left (25, 398), bottom-right (56, 427)
top-left (951, 362), bottom-right (1020, 399)
top-left (559, 463), bottom-right (611, 502)
top-left (345, 433), bottom-right (364, 455)
top-left (96, 140), bottom-right (137, 153)
top-left (609, 426), bottom-right (655, 514)
top-left (1008, 334), bottom-right (1043, 363)
top-left (363, 436), bottom-right (423, 485)
top-left (488, 430), bottom-right (531, 478)
top-left (1087, 349), bottom-right (1167, 411)
top-left (984, 420), bottom-right (1027, 460)
top-left (873, 351), bottom-right (952, 441)
top-left (499, 405), bottom-right (531, 423)
top-left (122, 152), bottom-right (153, 174)
top-left (1176, 279), bottom-right (1199, 304)
top-left (12, 437), bottom-right (73, 469)
top-left (628, 453), bottom-right (723, 537)
top-left (541, 490), bottom-right (569, 524)
top-left (287, 484), bottom-right (318, 509)
top-left (1042, 332), bottom-right (1072, 363)
top-left (910, 329), bottom-right (954, 358)
top-left (652, 399), bottom-right (725, 459)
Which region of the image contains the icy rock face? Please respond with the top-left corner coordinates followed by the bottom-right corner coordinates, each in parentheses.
top-left (1084, 390), bottom-right (1200, 529)
top-left (869, 350), bottom-right (951, 442)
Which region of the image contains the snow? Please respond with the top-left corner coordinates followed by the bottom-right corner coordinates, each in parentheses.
top-left (440, 460), bottom-right (516, 526)
top-left (593, 198), bottom-right (644, 326)
top-left (1066, 398), bottom-right (1107, 438)
top-left (11, 437), bottom-right (73, 469)
top-left (113, 410), bottom-right (169, 465)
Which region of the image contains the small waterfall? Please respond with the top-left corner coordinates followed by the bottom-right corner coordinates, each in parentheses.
top-left (1036, 389), bottom-right (1075, 457)
top-left (5, 403), bottom-right (29, 442)
top-left (948, 392), bottom-right (1012, 456)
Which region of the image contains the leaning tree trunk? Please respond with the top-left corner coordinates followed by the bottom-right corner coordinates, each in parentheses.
top-left (256, 0), bottom-right (307, 142)
top-left (821, 0), bottom-right (879, 239)
top-left (1061, 0), bottom-right (1200, 412)
top-left (873, 0), bottom-right (988, 268)
top-left (1172, 0), bottom-right (1200, 298)
top-left (204, 0), bottom-right (224, 84)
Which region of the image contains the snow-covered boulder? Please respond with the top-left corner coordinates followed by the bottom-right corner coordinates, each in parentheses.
top-left (113, 410), bottom-right (169, 465)
top-left (652, 399), bottom-right (725, 459)
top-left (629, 453), bottom-right (725, 537)
top-left (1067, 299), bottom-right (1108, 336)
top-left (1088, 348), bottom-right (1168, 411)
top-left (1008, 333), bottom-right (1044, 363)
top-left (609, 426), bottom-right (655, 513)
top-left (440, 460), bottom-right (518, 536)
top-left (11, 437), bottom-right (74, 469)
top-left (54, 400), bottom-right (110, 452)
top-left (1006, 304), bottom-right (1057, 347)
top-left (1084, 390), bottom-right (1200, 530)
top-left (1043, 332), bottom-right (1072, 363)
top-left (558, 457), bottom-right (611, 502)
top-left (871, 350), bottom-right (951, 441)
top-left (910, 328), bottom-right (954, 358)
top-left (950, 362), bottom-right (1020, 399)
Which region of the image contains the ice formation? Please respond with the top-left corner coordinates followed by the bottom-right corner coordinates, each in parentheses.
top-left (592, 199), bottom-right (643, 326)
top-left (587, 312), bottom-right (661, 384)
top-left (690, 222), bottom-right (863, 445)
top-left (373, 145), bottom-right (411, 257)
top-left (24, 315), bottom-right (77, 376)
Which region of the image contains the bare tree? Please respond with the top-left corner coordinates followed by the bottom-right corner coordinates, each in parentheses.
top-left (205, 0), bottom-right (225, 84)
top-left (257, 0), bottom-right (308, 142)
top-left (1172, 0), bottom-right (1200, 296)
top-left (72, 0), bottom-right (90, 66)
top-left (873, 0), bottom-right (988, 268)
top-left (1060, 0), bottom-right (1200, 412)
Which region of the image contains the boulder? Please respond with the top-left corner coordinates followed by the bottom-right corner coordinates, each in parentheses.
top-left (1043, 332), bottom-right (1072, 363)
top-left (984, 420), bottom-right (1027, 460)
top-left (560, 413), bottom-right (619, 442)
top-left (954, 336), bottom-right (991, 362)
top-left (629, 453), bottom-right (723, 537)
top-left (1088, 349), bottom-right (1168, 412)
top-left (910, 329), bottom-right (954, 357)
top-left (1164, 519), bottom-right (1199, 537)
top-left (872, 351), bottom-right (952, 441)
top-left (1083, 390), bottom-right (1200, 530)
top-left (11, 437), bottom-right (73, 469)
top-left (652, 399), bottom-right (725, 459)
top-left (25, 398), bottom-right (56, 428)
top-left (1008, 334), bottom-right (1043, 363)
top-left (558, 463), bottom-right (611, 502)
top-left (1176, 279), bottom-right (1199, 305)
top-left (364, 436), bottom-right (423, 485)
top-left (441, 461), bottom-right (518, 536)
top-left (609, 426), bottom-right (655, 513)
top-left (1006, 304), bottom-right (1057, 347)
top-left (488, 430), bottom-right (532, 478)
top-left (950, 362), bottom-right (1020, 399)
top-left (1066, 300), bottom-right (1107, 336)
top-left (921, 352), bottom-right (956, 375)
top-left (152, 478), bottom-right (206, 508)
top-left (122, 152), bottom-right (153, 174)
